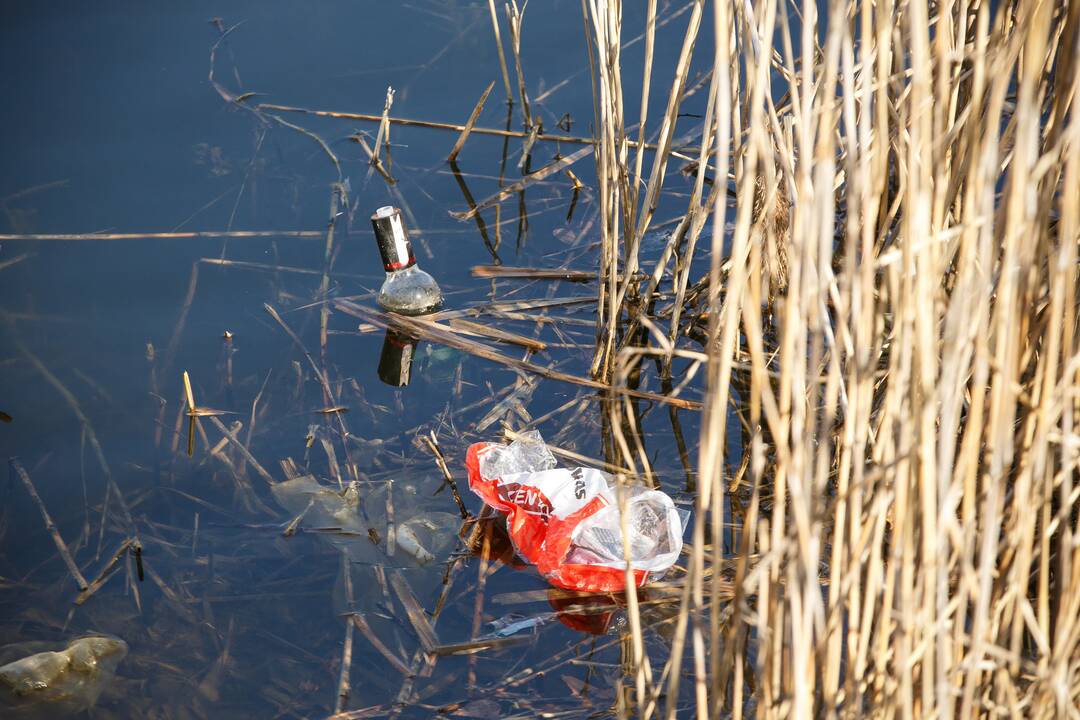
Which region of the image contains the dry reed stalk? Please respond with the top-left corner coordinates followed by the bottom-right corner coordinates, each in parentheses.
top-left (470, 265), bottom-right (595, 281)
top-left (579, 0), bottom-right (1080, 717)
top-left (447, 318), bottom-right (548, 352)
top-left (487, 0), bottom-right (514, 104)
top-left (584, 0), bottom-right (629, 381)
top-left (504, 1), bottom-right (532, 128)
top-left (629, 0), bottom-right (657, 219)
top-left (586, 0), bottom-right (708, 381)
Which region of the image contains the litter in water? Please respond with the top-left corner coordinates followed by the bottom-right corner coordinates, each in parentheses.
top-left (465, 431), bottom-right (686, 592)
top-left (0, 635), bottom-right (127, 714)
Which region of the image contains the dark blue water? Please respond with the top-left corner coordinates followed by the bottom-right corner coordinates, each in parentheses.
top-left (1, 2), bottom-right (712, 716)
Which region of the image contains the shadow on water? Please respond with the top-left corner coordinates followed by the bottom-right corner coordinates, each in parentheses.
top-left (0, 1), bottom-right (728, 716)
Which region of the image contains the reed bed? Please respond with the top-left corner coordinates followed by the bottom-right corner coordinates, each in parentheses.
top-left (588, 0), bottom-right (1080, 717)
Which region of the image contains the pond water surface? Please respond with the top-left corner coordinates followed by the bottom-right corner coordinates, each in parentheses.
top-left (1, 2), bottom-right (719, 716)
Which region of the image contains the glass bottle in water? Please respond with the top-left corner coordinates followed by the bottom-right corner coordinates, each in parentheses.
top-left (371, 206), bottom-right (443, 315)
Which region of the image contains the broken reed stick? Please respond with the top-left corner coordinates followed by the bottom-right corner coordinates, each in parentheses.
top-left (518, 120), bottom-right (541, 171)
top-left (630, 0), bottom-right (658, 215)
top-left (352, 132), bottom-right (396, 186)
top-left (200, 256), bottom-right (370, 280)
top-left (74, 538), bottom-right (135, 605)
top-left (447, 318), bottom-right (547, 352)
top-left (263, 304), bottom-right (336, 403)
top-left (11, 333), bottom-right (142, 546)
top-left (350, 613), bottom-right (411, 675)
top-left (256, 103), bottom-right (673, 151)
top-left (421, 434), bottom-right (469, 519)
top-left (0, 252), bottom-right (31, 272)
top-left (450, 145), bottom-right (594, 220)
top-left (182, 370), bottom-right (197, 412)
top-left (282, 498), bottom-right (314, 537)
top-left (265, 113), bottom-right (343, 182)
top-left (0, 231), bottom-right (323, 241)
top-left (430, 295), bottom-right (597, 321)
top-left (333, 300), bottom-right (701, 410)
top-left (471, 265), bottom-right (595, 282)
top-left (390, 570), bottom-right (439, 652)
top-left (206, 416), bottom-right (276, 485)
top-left (10, 458), bottom-right (89, 591)
top-left (334, 553), bottom-right (355, 715)
top-left (448, 80), bottom-right (496, 162)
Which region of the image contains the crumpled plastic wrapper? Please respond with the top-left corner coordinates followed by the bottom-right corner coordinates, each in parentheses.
top-left (466, 432), bottom-right (686, 592)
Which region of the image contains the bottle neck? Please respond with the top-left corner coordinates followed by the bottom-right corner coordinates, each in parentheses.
top-left (384, 264), bottom-right (418, 279)
top-left (372, 208), bottom-right (416, 271)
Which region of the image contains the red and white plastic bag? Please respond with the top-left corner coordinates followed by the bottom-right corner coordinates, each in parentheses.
top-left (465, 432), bottom-right (685, 592)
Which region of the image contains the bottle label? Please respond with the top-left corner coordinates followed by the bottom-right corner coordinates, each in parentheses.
top-left (372, 207), bottom-right (416, 271)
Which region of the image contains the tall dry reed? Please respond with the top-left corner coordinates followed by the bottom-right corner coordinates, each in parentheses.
top-left (588, 0), bottom-right (1080, 717)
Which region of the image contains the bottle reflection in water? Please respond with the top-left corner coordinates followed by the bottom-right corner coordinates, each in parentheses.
top-left (371, 205), bottom-right (443, 315)
top-left (378, 329), bottom-right (418, 387)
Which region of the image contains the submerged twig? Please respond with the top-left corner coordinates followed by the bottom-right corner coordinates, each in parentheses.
top-left (10, 458), bottom-right (88, 591)
top-left (390, 571), bottom-right (439, 652)
top-left (74, 538), bottom-right (135, 605)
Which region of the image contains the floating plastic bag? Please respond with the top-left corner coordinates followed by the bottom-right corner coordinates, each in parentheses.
top-left (465, 431), bottom-right (685, 592)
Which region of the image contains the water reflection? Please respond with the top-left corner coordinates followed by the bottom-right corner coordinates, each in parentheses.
top-left (377, 328), bottom-right (418, 387)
